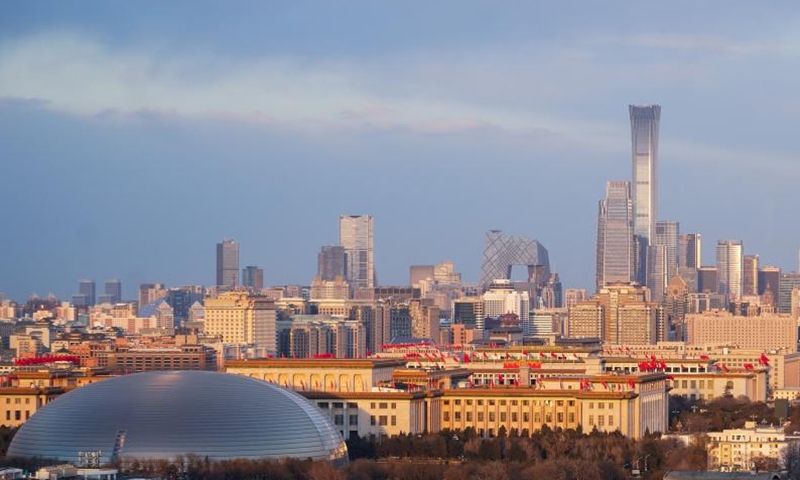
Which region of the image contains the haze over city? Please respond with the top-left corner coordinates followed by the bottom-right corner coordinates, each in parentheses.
top-left (2, 2), bottom-right (800, 301)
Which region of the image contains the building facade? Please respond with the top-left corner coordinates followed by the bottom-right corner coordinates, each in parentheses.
top-left (716, 240), bottom-right (743, 303)
top-left (216, 239), bottom-right (240, 288)
top-left (629, 104), bottom-right (661, 244)
top-left (203, 292), bottom-right (276, 352)
top-left (340, 215), bottom-right (375, 290)
top-left (596, 181), bottom-right (635, 291)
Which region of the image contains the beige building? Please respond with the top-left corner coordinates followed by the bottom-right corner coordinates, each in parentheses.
top-left (225, 358), bottom-right (405, 392)
top-left (439, 372), bottom-right (668, 439)
top-left (0, 387), bottom-right (64, 427)
top-left (686, 310), bottom-right (797, 352)
top-left (300, 390), bottom-right (440, 439)
top-left (568, 283), bottom-right (657, 344)
top-left (707, 422), bottom-right (800, 471)
top-left (203, 292), bottom-right (277, 352)
top-left (410, 298), bottom-right (439, 340)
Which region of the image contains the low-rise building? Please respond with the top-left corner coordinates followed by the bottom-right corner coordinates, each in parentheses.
top-left (707, 421), bottom-right (800, 471)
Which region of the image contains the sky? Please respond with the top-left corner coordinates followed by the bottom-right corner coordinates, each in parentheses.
top-left (1, 2), bottom-right (799, 302)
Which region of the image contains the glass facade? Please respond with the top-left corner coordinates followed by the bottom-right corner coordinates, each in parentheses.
top-left (479, 230), bottom-right (549, 291)
top-left (629, 105), bottom-right (661, 244)
top-left (595, 181), bottom-right (634, 291)
top-left (339, 215), bottom-right (374, 289)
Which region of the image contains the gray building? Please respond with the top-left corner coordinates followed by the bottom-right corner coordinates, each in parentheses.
top-left (78, 279), bottom-right (96, 306)
top-left (779, 272), bottom-right (800, 314)
top-left (104, 278), bottom-right (122, 304)
top-left (596, 181), bottom-right (634, 291)
top-left (339, 215), bottom-right (375, 289)
top-left (242, 266), bottom-right (264, 291)
top-left (216, 239), bottom-right (239, 288)
top-left (480, 230), bottom-right (549, 292)
top-left (317, 245), bottom-right (347, 281)
top-left (716, 239), bottom-right (743, 302)
top-left (648, 220), bottom-right (679, 302)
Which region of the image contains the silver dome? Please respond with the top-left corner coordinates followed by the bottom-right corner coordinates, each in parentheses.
top-left (7, 371), bottom-right (347, 464)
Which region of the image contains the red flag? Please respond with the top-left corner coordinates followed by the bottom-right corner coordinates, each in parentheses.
top-left (666, 374), bottom-right (675, 380)
top-left (744, 363), bottom-right (754, 370)
top-left (627, 379), bottom-right (636, 389)
top-left (601, 381), bottom-right (608, 390)
top-left (759, 354), bottom-right (770, 365)
top-left (550, 352), bottom-right (558, 358)
top-left (539, 352), bottom-right (546, 358)
top-left (699, 354), bottom-right (709, 360)
top-left (463, 353), bottom-right (471, 363)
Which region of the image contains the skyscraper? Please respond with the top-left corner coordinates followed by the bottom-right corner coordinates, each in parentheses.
top-left (480, 230), bottom-right (549, 291)
top-left (216, 239), bottom-right (240, 288)
top-left (78, 279), bottom-right (96, 307)
top-left (104, 279), bottom-right (122, 304)
top-left (629, 105), bottom-right (661, 244)
top-left (742, 255), bottom-right (759, 297)
top-left (678, 233), bottom-right (702, 269)
top-left (242, 266), bottom-right (264, 291)
top-left (648, 221), bottom-right (679, 302)
top-left (317, 246), bottom-right (347, 281)
top-left (596, 181), bottom-right (634, 291)
top-left (339, 215), bottom-right (375, 290)
top-left (716, 240), bottom-right (743, 302)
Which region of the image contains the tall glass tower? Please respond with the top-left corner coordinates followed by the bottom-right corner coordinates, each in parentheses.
top-left (339, 215), bottom-right (375, 290)
top-left (629, 105), bottom-right (661, 244)
top-left (595, 181), bottom-right (634, 291)
top-left (716, 239), bottom-right (743, 303)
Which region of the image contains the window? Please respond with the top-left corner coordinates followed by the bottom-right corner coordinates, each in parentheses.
top-left (348, 403), bottom-right (358, 409)
top-left (608, 416), bottom-right (614, 427)
top-left (534, 413), bottom-right (540, 423)
top-left (455, 399), bottom-right (461, 405)
top-left (500, 412), bottom-right (506, 422)
top-left (523, 412), bottom-right (530, 422)
top-left (379, 403), bottom-right (388, 409)
top-left (14, 411), bottom-right (20, 421)
top-left (589, 415), bottom-right (594, 425)
top-left (545, 413), bottom-right (552, 423)
top-left (523, 400), bottom-right (529, 406)
top-left (391, 403), bottom-right (396, 409)
top-left (489, 400), bottom-right (496, 406)
top-left (333, 402), bottom-right (343, 408)
top-left (598, 415), bottom-right (605, 427)
top-left (319, 402), bottom-right (329, 409)
top-left (511, 400), bottom-right (518, 406)
top-left (512, 412), bottom-right (518, 422)
top-left (334, 414), bottom-right (344, 425)
top-left (455, 412), bottom-right (462, 421)
top-left (568, 400), bottom-right (575, 406)
top-left (500, 400), bottom-right (506, 406)
top-left (444, 400), bottom-right (450, 405)
top-left (391, 416), bottom-right (396, 426)
top-left (557, 413), bottom-right (564, 423)
top-left (478, 412), bottom-right (484, 421)
top-left (569, 413), bottom-right (575, 423)
top-left (608, 403), bottom-right (613, 409)
top-left (690, 380), bottom-right (697, 389)
top-left (466, 400), bottom-right (473, 406)
top-left (477, 400), bottom-right (484, 406)
top-left (349, 415), bottom-right (358, 426)
top-left (370, 415), bottom-right (376, 425)
top-left (379, 415), bottom-right (388, 426)
top-left (598, 402), bottom-right (605, 409)
top-left (682, 380), bottom-right (688, 388)
top-left (557, 400), bottom-right (564, 406)
top-left (699, 380), bottom-right (705, 389)
top-left (443, 412), bottom-right (450, 422)
top-left (467, 412), bottom-right (473, 422)
top-left (370, 402), bottom-right (376, 409)
top-left (589, 402), bottom-right (594, 409)
top-left (489, 412), bottom-right (496, 422)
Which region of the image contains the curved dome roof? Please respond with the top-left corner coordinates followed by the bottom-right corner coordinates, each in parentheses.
top-left (7, 371), bottom-right (347, 464)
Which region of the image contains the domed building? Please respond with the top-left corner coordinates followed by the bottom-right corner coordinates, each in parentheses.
top-left (7, 371), bottom-right (347, 465)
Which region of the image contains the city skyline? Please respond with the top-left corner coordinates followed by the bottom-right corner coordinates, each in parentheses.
top-left (2, 3), bottom-right (800, 301)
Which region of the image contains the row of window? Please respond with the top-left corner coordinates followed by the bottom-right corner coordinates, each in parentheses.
top-left (370, 415), bottom-right (397, 426)
top-left (587, 415), bottom-right (615, 427)
top-left (444, 399), bottom-right (576, 407)
top-left (444, 410), bottom-right (576, 424)
top-left (318, 402), bottom-right (359, 409)
top-left (4, 398), bottom-right (31, 405)
top-left (4, 410), bottom-right (29, 421)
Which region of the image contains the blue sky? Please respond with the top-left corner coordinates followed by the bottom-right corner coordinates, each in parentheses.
top-left (1, 2), bottom-right (799, 301)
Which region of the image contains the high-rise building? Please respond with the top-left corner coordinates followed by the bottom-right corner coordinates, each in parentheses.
top-left (716, 240), bottom-right (744, 303)
top-left (595, 181), bottom-right (634, 291)
top-left (567, 282), bottom-right (657, 345)
top-left (78, 280), bottom-right (96, 307)
top-left (104, 279), bottom-right (122, 304)
top-left (242, 266), bottom-right (264, 291)
top-left (758, 266), bottom-right (781, 306)
top-left (779, 273), bottom-right (800, 315)
top-left (648, 221), bottom-right (679, 302)
top-left (481, 279), bottom-right (531, 334)
top-left (203, 292), bottom-right (276, 352)
top-left (742, 255), bottom-right (759, 297)
top-left (216, 239), bottom-right (240, 288)
top-left (409, 265), bottom-right (435, 287)
top-left (479, 230), bottom-right (549, 291)
top-left (339, 215), bottom-right (375, 290)
top-left (678, 233), bottom-right (701, 269)
top-left (629, 105), bottom-right (661, 244)
top-left (318, 246), bottom-right (347, 281)
top-left (697, 266), bottom-right (718, 294)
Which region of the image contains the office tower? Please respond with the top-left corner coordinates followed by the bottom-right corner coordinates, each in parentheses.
top-left (453, 297), bottom-right (483, 327)
top-left (564, 288), bottom-right (588, 309)
top-left (138, 283), bottom-right (167, 311)
top-left (567, 283), bottom-right (657, 345)
top-left (309, 276), bottom-right (350, 300)
top-left (481, 279), bottom-right (531, 334)
top-left (697, 266), bottom-right (718, 294)
top-left (758, 266), bottom-right (781, 306)
top-left (539, 273), bottom-right (563, 308)
top-left (104, 279), bottom-right (122, 304)
top-left (779, 273), bottom-right (800, 314)
top-left (647, 221), bottom-right (679, 302)
top-left (242, 266), bottom-right (264, 291)
top-left (686, 310), bottom-right (797, 351)
top-left (433, 261), bottom-right (461, 287)
top-left (410, 265), bottom-right (435, 287)
top-left (629, 105), bottom-right (661, 244)
top-left (479, 230), bottom-right (549, 291)
top-left (678, 233), bottom-right (701, 269)
top-left (663, 275), bottom-right (689, 341)
top-left (742, 255), bottom-right (759, 297)
top-left (339, 215), bottom-right (375, 290)
top-left (78, 280), bottom-right (96, 307)
top-left (318, 246), bottom-right (347, 281)
top-left (216, 239), bottom-right (240, 288)
top-left (203, 292), bottom-right (276, 352)
top-left (409, 298), bottom-right (440, 340)
top-left (716, 240), bottom-right (743, 302)
top-left (595, 181), bottom-right (634, 291)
